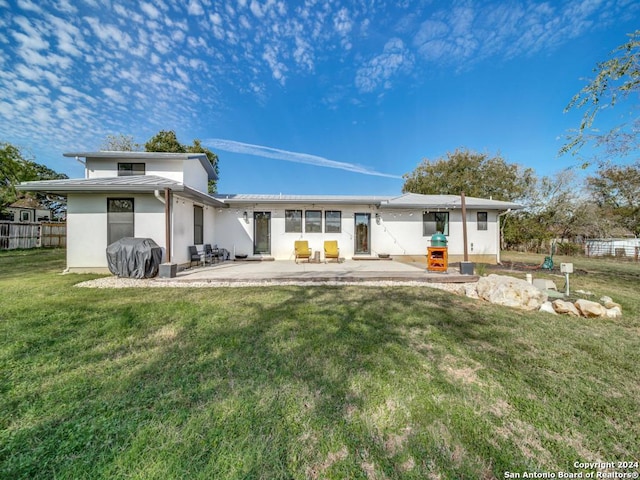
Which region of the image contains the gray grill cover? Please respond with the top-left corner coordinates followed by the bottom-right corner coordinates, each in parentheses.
top-left (106, 237), bottom-right (163, 278)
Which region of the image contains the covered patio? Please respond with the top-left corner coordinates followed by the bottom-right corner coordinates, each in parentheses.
top-left (160, 258), bottom-right (478, 284)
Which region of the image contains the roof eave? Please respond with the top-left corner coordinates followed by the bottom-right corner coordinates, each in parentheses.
top-left (16, 182), bottom-right (226, 207)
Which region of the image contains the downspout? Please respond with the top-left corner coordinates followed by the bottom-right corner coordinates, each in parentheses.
top-left (75, 156), bottom-right (87, 179)
top-left (496, 208), bottom-right (512, 264)
top-left (154, 189), bottom-right (172, 262)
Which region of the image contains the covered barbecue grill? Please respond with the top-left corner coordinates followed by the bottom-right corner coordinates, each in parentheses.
top-left (106, 237), bottom-right (163, 278)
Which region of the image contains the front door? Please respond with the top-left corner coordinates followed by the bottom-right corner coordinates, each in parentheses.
top-left (253, 211), bottom-right (271, 254)
top-left (354, 213), bottom-right (370, 255)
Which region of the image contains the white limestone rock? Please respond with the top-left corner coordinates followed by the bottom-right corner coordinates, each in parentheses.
top-left (539, 301), bottom-right (558, 315)
top-left (574, 299), bottom-right (607, 318)
top-left (476, 274), bottom-right (547, 311)
top-left (605, 306), bottom-right (623, 319)
top-left (600, 296), bottom-right (622, 310)
top-left (552, 299), bottom-right (581, 317)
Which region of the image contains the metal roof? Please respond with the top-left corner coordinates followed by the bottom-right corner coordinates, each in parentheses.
top-left (63, 151), bottom-right (218, 180)
top-left (17, 176), bottom-right (226, 207)
top-left (379, 193), bottom-right (523, 210)
top-left (214, 193), bottom-right (391, 205)
top-left (215, 192), bottom-right (522, 210)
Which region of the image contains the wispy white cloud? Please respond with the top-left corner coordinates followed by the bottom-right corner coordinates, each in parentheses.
top-left (205, 139), bottom-right (402, 178)
top-left (355, 38), bottom-right (413, 93)
top-left (0, 0), bottom-right (635, 166)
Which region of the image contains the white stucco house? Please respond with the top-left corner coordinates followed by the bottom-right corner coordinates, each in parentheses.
top-left (18, 151), bottom-right (521, 273)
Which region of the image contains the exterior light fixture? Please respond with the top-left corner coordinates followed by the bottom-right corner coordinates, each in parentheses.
top-left (375, 213), bottom-right (381, 225)
top-left (243, 211), bottom-right (249, 223)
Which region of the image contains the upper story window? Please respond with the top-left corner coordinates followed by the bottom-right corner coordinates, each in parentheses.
top-left (118, 163), bottom-right (145, 176)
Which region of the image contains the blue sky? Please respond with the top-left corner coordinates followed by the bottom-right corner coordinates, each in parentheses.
top-left (1, 0), bottom-right (638, 196)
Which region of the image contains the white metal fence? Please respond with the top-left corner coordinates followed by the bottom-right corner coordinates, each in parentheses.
top-left (0, 222), bottom-right (66, 250)
top-left (585, 238), bottom-right (640, 260)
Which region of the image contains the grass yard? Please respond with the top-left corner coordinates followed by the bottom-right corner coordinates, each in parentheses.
top-left (1, 249), bottom-right (639, 479)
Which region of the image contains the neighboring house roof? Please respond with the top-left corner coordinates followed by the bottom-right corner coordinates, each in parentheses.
top-left (9, 197), bottom-right (49, 210)
top-left (63, 151), bottom-right (218, 181)
top-left (215, 192), bottom-right (522, 210)
top-left (16, 175), bottom-right (226, 207)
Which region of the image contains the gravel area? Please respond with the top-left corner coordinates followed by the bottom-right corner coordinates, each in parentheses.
top-left (74, 276), bottom-right (478, 296)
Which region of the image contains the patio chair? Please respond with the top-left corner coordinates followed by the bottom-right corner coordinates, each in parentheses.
top-left (203, 244), bottom-right (215, 264)
top-left (294, 240), bottom-right (312, 263)
top-left (188, 245), bottom-right (201, 267)
top-left (324, 240), bottom-right (340, 263)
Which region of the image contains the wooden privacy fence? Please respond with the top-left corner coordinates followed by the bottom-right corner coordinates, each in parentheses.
top-left (0, 222), bottom-right (66, 250)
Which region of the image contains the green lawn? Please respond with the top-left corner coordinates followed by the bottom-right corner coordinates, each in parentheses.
top-left (1, 249), bottom-right (639, 479)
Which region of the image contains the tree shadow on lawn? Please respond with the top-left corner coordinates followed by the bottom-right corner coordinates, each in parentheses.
top-left (3, 285), bottom-right (638, 479)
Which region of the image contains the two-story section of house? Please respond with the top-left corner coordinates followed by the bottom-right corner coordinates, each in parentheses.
top-left (18, 151), bottom-right (224, 273)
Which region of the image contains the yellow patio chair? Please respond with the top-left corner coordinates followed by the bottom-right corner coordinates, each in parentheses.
top-left (324, 240), bottom-right (340, 263)
top-left (294, 240), bottom-right (312, 263)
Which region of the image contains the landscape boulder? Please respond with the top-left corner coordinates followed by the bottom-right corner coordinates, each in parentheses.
top-left (476, 274), bottom-right (547, 311)
top-left (605, 306), bottom-right (623, 319)
top-left (552, 299), bottom-right (581, 317)
top-left (574, 299), bottom-right (607, 318)
top-left (600, 296), bottom-right (622, 310)
top-left (539, 301), bottom-right (558, 315)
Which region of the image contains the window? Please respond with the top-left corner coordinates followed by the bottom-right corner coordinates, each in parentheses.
top-left (423, 212), bottom-right (449, 236)
top-left (20, 211), bottom-right (30, 222)
top-left (305, 210), bottom-right (322, 233)
top-left (117, 163), bottom-right (145, 176)
top-left (477, 212), bottom-right (488, 231)
top-left (285, 210), bottom-right (302, 233)
top-left (107, 198), bottom-right (134, 245)
top-left (325, 210), bottom-right (341, 233)
top-left (194, 205), bottom-right (203, 244)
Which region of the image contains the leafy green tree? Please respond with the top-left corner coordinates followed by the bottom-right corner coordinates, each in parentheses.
top-left (586, 161), bottom-right (640, 235)
top-left (144, 131), bottom-right (219, 193)
top-left (100, 134), bottom-right (141, 151)
top-left (402, 148), bottom-right (535, 202)
top-left (1, 142), bottom-right (24, 209)
top-left (186, 139), bottom-right (219, 194)
top-left (562, 30), bottom-right (640, 163)
top-left (1, 141), bottom-right (67, 218)
top-left (144, 130), bottom-right (186, 153)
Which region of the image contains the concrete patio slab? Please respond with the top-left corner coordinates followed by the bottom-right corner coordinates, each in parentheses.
top-left (159, 259), bottom-right (478, 284)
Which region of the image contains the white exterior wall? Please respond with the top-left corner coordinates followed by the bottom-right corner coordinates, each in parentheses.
top-left (84, 157), bottom-right (209, 192)
top-left (85, 158), bottom-right (184, 183)
top-left (170, 196), bottom-right (217, 265)
top-left (66, 193), bottom-right (166, 271)
top-left (214, 204), bottom-right (501, 260)
top-left (182, 160), bottom-right (209, 193)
